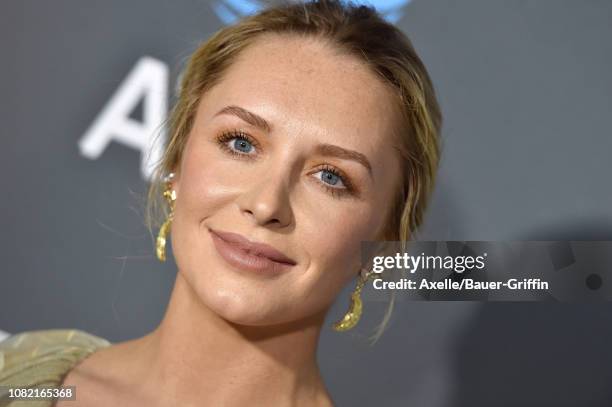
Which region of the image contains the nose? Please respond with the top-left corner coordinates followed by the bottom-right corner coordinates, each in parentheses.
top-left (236, 168), bottom-right (294, 229)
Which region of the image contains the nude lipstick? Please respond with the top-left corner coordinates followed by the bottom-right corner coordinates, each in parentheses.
top-left (209, 228), bottom-right (296, 274)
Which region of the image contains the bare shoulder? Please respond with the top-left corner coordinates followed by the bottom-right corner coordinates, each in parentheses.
top-left (55, 362), bottom-right (115, 407)
top-left (56, 337), bottom-right (149, 407)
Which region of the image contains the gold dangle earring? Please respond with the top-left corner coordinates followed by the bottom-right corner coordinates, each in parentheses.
top-left (332, 269), bottom-right (373, 332)
top-left (156, 173), bottom-right (177, 262)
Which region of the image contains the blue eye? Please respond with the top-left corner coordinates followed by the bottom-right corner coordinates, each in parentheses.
top-left (216, 130), bottom-right (258, 157)
top-left (312, 165), bottom-right (355, 198)
top-left (320, 169), bottom-right (343, 187)
top-left (231, 138), bottom-right (254, 153)
top-left (316, 169), bottom-right (348, 189)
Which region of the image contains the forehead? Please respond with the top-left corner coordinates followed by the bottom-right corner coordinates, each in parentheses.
top-left (196, 33), bottom-right (402, 169)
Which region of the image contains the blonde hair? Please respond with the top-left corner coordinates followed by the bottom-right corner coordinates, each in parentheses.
top-left (145, 0), bottom-right (442, 344)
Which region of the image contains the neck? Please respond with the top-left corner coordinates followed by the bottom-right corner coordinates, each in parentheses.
top-left (134, 272), bottom-right (331, 406)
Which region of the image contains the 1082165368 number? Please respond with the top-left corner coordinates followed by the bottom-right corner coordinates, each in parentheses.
top-left (1, 385), bottom-right (76, 401)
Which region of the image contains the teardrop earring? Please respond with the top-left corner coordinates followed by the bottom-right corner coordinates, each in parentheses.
top-left (156, 173), bottom-right (177, 262)
top-left (332, 269), bottom-right (373, 332)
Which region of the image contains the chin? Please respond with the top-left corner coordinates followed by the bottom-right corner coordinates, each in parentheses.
top-left (191, 280), bottom-right (288, 326)
top-left (206, 286), bottom-right (332, 329)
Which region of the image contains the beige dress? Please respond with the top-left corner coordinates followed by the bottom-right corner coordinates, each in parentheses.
top-left (0, 329), bottom-right (111, 407)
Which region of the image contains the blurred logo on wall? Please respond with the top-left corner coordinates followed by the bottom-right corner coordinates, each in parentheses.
top-left (78, 57), bottom-right (168, 181)
top-left (212, 0), bottom-right (413, 24)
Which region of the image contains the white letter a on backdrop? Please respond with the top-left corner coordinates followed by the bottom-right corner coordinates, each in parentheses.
top-left (78, 56), bottom-right (168, 180)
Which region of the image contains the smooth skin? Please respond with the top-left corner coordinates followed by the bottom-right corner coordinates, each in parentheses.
top-left (57, 33), bottom-right (403, 407)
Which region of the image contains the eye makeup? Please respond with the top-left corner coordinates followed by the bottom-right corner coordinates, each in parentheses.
top-left (213, 129), bottom-right (360, 199)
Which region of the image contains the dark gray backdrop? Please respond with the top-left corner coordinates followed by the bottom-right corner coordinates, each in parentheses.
top-left (2, 1), bottom-right (612, 406)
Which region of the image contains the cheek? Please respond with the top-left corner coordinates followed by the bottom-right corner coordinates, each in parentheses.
top-left (169, 139), bottom-right (237, 277)
top-left (301, 203), bottom-right (383, 290)
top-left (288, 203), bottom-right (384, 319)
top-left (174, 138), bottom-right (240, 221)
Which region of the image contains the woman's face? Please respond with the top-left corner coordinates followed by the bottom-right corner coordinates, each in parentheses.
top-left (170, 34), bottom-right (402, 326)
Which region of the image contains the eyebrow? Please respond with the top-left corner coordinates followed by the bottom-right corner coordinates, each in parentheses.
top-left (214, 105), bottom-right (373, 177)
top-left (314, 144), bottom-right (373, 177)
top-left (215, 105), bottom-right (271, 133)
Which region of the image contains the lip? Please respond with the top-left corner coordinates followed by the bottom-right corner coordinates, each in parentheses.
top-left (209, 227), bottom-right (297, 274)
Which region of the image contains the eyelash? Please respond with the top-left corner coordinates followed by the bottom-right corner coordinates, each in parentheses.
top-left (315, 164), bottom-right (355, 198)
top-left (216, 129), bottom-right (260, 159)
top-left (214, 129), bottom-right (356, 198)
